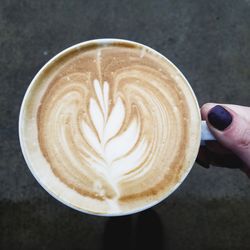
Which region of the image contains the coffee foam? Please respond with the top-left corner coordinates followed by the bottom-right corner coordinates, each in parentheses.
top-left (20, 41), bottom-right (201, 214)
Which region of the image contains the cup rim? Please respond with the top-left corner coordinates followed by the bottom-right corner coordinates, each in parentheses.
top-left (19, 38), bottom-right (201, 217)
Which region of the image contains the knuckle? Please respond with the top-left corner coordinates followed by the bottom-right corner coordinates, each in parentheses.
top-left (235, 129), bottom-right (250, 149)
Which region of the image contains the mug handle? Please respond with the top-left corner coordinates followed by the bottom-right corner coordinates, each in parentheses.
top-left (201, 120), bottom-right (216, 144)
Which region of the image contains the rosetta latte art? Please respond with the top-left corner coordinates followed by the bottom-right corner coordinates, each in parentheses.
top-left (82, 80), bottom-right (147, 190)
top-left (22, 43), bottom-right (200, 213)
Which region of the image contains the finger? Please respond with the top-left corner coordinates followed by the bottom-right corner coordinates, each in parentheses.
top-left (201, 103), bottom-right (250, 118)
top-left (208, 150), bottom-right (244, 169)
top-left (205, 141), bottom-right (232, 154)
top-left (196, 145), bottom-right (243, 169)
top-left (196, 146), bottom-right (210, 168)
top-left (201, 103), bottom-right (250, 168)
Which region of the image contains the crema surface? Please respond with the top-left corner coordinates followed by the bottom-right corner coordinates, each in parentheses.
top-left (20, 42), bottom-right (200, 214)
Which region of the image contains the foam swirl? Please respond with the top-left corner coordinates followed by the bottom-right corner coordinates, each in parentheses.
top-left (22, 43), bottom-right (200, 214)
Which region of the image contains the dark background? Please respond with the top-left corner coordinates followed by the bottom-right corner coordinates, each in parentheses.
top-left (1, 0), bottom-right (250, 249)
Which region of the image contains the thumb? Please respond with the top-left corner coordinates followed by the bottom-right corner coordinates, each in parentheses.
top-left (201, 103), bottom-right (250, 169)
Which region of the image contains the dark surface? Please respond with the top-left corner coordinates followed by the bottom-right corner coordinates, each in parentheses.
top-left (1, 0), bottom-right (250, 249)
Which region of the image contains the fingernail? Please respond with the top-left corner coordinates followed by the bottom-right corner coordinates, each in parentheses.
top-left (208, 105), bottom-right (233, 131)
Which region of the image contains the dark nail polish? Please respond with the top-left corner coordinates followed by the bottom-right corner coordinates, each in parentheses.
top-left (208, 105), bottom-right (233, 131)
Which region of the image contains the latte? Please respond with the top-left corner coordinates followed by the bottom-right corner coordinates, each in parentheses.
top-left (19, 40), bottom-right (201, 215)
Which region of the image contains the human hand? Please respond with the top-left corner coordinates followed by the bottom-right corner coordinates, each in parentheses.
top-left (197, 104), bottom-right (250, 177)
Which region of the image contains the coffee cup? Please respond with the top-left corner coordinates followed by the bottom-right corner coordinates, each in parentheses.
top-left (19, 39), bottom-right (214, 216)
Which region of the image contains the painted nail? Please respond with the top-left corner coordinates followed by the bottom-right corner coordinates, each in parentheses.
top-left (208, 105), bottom-right (233, 131)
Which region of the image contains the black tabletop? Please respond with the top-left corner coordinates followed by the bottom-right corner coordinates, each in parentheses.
top-left (1, 0), bottom-right (250, 249)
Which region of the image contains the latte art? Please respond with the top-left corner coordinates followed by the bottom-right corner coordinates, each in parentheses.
top-left (82, 80), bottom-right (147, 183)
top-left (20, 41), bottom-right (200, 214)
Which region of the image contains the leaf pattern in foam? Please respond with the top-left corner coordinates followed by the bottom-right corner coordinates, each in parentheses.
top-left (103, 97), bottom-right (125, 143)
top-left (80, 121), bottom-right (102, 156)
top-left (103, 81), bottom-right (109, 120)
top-left (93, 79), bottom-right (105, 114)
top-left (89, 98), bottom-right (104, 140)
top-left (81, 80), bottom-right (148, 182)
top-left (104, 118), bottom-right (140, 164)
top-left (111, 138), bottom-right (148, 179)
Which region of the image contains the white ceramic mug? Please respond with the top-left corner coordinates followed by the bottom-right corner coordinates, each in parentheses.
top-left (19, 39), bottom-right (215, 216)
